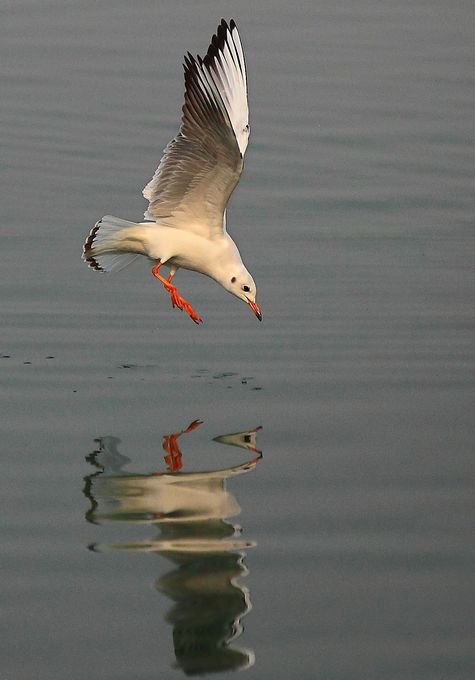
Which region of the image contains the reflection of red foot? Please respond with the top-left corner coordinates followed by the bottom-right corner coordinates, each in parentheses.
top-left (164, 282), bottom-right (202, 324)
top-left (162, 434), bottom-right (183, 472)
top-left (162, 419), bottom-right (203, 472)
top-left (183, 419), bottom-right (203, 434)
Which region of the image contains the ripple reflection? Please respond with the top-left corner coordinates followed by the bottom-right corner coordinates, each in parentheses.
top-left (83, 421), bottom-right (262, 674)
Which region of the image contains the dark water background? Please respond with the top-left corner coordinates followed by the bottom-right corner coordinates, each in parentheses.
top-left (1, 1), bottom-right (474, 678)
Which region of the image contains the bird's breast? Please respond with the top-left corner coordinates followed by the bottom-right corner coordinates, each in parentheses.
top-left (144, 225), bottom-right (241, 280)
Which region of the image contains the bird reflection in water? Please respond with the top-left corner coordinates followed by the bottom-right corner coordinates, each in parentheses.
top-left (83, 421), bottom-right (262, 675)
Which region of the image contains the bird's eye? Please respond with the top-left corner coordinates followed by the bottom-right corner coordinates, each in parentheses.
top-left (242, 285), bottom-right (250, 292)
top-left (231, 276), bottom-right (236, 283)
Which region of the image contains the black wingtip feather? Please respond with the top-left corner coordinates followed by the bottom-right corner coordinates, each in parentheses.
top-left (202, 19), bottom-right (234, 68)
top-left (87, 258), bottom-right (104, 272)
top-left (183, 52), bottom-right (193, 72)
top-left (182, 20), bottom-right (239, 72)
top-left (83, 222), bottom-right (105, 271)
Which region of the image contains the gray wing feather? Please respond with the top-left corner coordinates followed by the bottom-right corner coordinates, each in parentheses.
top-left (143, 20), bottom-right (249, 238)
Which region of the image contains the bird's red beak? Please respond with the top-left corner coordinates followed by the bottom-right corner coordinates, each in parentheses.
top-left (246, 298), bottom-right (262, 321)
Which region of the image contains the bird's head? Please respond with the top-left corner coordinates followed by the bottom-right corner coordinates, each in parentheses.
top-left (225, 269), bottom-right (262, 321)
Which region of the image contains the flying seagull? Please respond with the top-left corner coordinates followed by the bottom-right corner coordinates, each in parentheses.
top-left (82, 19), bottom-right (261, 324)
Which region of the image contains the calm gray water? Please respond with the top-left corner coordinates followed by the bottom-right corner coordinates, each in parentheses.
top-left (1, 1), bottom-right (474, 678)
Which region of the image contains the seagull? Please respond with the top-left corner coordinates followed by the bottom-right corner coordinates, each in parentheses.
top-left (82, 19), bottom-right (261, 324)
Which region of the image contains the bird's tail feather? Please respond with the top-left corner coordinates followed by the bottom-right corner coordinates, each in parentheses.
top-left (82, 215), bottom-right (142, 272)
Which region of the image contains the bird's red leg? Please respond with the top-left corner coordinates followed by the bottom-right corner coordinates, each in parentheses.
top-left (151, 262), bottom-right (202, 324)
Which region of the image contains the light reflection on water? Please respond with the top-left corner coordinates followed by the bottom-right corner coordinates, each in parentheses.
top-left (83, 422), bottom-right (262, 675)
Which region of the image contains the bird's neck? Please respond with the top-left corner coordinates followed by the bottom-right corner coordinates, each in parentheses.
top-left (205, 236), bottom-right (245, 285)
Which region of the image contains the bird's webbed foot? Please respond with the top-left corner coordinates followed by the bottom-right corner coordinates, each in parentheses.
top-left (152, 262), bottom-right (202, 324)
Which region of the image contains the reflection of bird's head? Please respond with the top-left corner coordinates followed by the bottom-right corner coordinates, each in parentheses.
top-left (213, 426), bottom-right (262, 454)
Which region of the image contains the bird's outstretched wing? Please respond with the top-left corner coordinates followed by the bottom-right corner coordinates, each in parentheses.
top-left (143, 19), bottom-right (249, 238)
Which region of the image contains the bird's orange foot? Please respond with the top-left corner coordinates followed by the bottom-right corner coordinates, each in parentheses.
top-left (164, 282), bottom-right (202, 324)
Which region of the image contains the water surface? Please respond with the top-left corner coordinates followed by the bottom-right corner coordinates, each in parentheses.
top-left (1, 1), bottom-right (474, 678)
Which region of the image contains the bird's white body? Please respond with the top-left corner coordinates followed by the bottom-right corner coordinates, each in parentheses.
top-left (82, 20), bottom-right (261, 322)
top-left (111, 220), bottom-right (249, 289)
